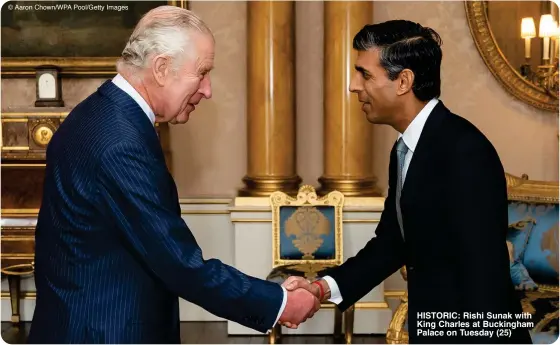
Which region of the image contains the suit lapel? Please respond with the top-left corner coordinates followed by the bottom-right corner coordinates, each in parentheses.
top-left (400, 101), bottom-right (448, 204)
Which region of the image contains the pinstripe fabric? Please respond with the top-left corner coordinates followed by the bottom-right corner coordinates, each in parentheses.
top-left (28, 81), bottom-right (284, 344)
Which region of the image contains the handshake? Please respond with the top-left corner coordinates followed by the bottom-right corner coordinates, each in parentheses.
top-left (277, 276), bottom-right (330, 329)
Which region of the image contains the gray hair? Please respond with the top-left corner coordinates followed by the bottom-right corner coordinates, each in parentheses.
top-left (116, 6), bottom-right (212, 73)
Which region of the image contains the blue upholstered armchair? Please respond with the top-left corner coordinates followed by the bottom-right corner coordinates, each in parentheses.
top-left (506, 173), bottom-right (558, 344)
top-left (386, 173), bottom-right (559, 344)
top-left (266, 185), bottom-right (355, 344)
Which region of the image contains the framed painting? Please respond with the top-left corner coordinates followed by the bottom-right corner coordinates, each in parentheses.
top-left (1, 0), bottom-right (188, 77)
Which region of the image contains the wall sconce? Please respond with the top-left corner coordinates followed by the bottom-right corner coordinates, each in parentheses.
top-left (520, 14), bottom-right (559, 99)
top-left (520, 17), bottom-right (536, 77)
top-left (539, 14), bottom-right (555, 61)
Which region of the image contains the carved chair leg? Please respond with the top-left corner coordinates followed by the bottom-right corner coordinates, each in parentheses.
top-left (269, 323), bottom-right (282, 344)
top-left (386, 292), bottom-right (409, 344)
top-left (344, 305), bottom-right (355, 344)
top-left (8, 275), bottom-right (21, 325)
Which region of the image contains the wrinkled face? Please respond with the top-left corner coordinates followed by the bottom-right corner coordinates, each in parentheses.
top-left (349, 49), bottom-right (399, 125)
top-left (152, 33), bottom-right (214, 124)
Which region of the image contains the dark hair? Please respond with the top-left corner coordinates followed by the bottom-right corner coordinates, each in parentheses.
top-left (353, 20), bottom-right (442, 101)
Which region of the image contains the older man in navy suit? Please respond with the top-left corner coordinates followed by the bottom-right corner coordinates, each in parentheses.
top-left (28, 6), bottom-right (318, 344)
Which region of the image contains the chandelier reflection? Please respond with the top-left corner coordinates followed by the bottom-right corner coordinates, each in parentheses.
top-left (520, 14), bottom-right (559, 99)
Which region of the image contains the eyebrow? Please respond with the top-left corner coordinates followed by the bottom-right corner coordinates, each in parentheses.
top-left (354, 65), bottom-right (370, 75)
top-left (199, 65), bottom-right (214, 74)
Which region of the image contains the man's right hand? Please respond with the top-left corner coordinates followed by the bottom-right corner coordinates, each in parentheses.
top-left (278, 287), bottom-right (320, 329)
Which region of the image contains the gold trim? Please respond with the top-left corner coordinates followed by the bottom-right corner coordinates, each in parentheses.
top-left (1, 1), bottom-right (188, 78)
top-left (321, 301), bottom-right (390, 309)
top-left (1, 291), bottom-right (36, 300)
top-left (0, 236), bottom-right (35, 241)
top-left (234, 196), bottom-right (385, 208)
top-left (239, 176), bottom-right (302, 197)
top-left (270, 185), bottom-right (344, 267)
top-left (386, 291), bottom-right (409, 344)
top-left (384, 290), bottom-right (406, 298)
top-left (2, 112), bottom-right (69, 117)
top-left (0, 254), bottom-right (34, 258)
top-left (1, 147), bottom-right (29, 151)
top-left (506, 173), bottom-right (559, 204)
top-left (354, 301), bottom-right (389, 309)
top-left (2, 119), bottom-right (28, 123)
top-left (318, 176), bottom-right (382, 197)
top-left (1, 164), bottom-right (46, 167)
top-left (464, 1), bottom-right (558, 112)
top-left (538, 284), bottom-right (559, 293)
top-left (1, 209), bottom-right (40, 215)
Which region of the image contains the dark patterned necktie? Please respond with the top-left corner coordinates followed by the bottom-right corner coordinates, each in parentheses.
top-left (395, 138), bottom-right (409, 239)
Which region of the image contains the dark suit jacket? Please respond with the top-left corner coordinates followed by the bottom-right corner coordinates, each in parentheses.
top-left (28, 81), bottom-right (283, 344)
top-left (324, 101), bottom-right (531, 344)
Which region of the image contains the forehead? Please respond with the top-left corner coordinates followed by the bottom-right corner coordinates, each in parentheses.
top-left (185, 33), bottom-right (214, 71)
top-left (355, 48), bottom-right (382, 71)
top-left (194, 33), bottom-right (215, 64)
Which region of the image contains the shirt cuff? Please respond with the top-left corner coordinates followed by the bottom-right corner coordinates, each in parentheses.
top-left (322, 275), bottom-right (343, 304)
top-left (271, 285), bottom-right (288, 330)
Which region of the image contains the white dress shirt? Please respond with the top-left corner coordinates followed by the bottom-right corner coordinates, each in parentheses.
top-left (112, 73), bottom-right (156, 125)
top-left (112, 73), bottom-right (288, 329)
top-left (324, 98), bottom-right (440, 305)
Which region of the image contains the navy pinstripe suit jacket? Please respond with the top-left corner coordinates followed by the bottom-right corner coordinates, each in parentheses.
top-left (28, 80), bottom-right (283, 344)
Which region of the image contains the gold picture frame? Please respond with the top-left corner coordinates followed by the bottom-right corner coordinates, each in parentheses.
top-left (464, 0), bottom-right (559, 113)
top-left (1, 0), bottom-right (188, 78)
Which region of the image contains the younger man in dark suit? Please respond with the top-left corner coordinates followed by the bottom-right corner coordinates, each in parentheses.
top-left (285, 20), bottom-right (532, 344)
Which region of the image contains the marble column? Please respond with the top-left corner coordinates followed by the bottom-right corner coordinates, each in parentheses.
top-left (318, 1), bottom-right (380, 196)
top-left (239, 1), bottom-right (301, 196)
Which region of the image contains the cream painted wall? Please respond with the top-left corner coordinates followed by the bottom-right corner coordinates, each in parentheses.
top-left (2, 1), bottom-right (558, 198)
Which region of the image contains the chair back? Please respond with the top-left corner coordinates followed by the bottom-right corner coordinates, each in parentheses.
top-left (270, 185), bottom-right (344, 269)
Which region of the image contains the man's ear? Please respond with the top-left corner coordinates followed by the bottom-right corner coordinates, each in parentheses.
top-left (396, 69), bottom-right (414, 96)
top-left (152, 55), bottom-right (170, 87)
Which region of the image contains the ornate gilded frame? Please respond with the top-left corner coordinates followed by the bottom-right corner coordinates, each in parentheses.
top-left (385, 173), bottom-right (559, 344)
top-left (464, 1), bottom-right (559, 113)
top-left (269, 185), bottom-right (344, 268)
top-left (1, 0), bottom-right (188, 77)
top-left (506, 173), bottom-right (559, 204)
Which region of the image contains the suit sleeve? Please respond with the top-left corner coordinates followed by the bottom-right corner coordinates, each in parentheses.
top-left (97, 140), bottom-right (283, 333)
top-left (447, 135), bottom-right (517, 341)
top-left (321, 159), bottom-right (406, 311)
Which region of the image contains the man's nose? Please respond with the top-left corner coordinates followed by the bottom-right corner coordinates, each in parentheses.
top-left (200, 75), bottom-right (212, 99)
top-left (349, 74), bottom-right (361, 93)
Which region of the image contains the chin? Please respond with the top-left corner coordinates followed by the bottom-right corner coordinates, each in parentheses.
top-left (365, 113), bottom-right (380, 124)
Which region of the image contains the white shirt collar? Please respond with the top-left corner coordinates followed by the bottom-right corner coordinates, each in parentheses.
top-left (398, 98), bottom-right (439, 153)
top-left (111, 73), bottom-right (155, 126)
